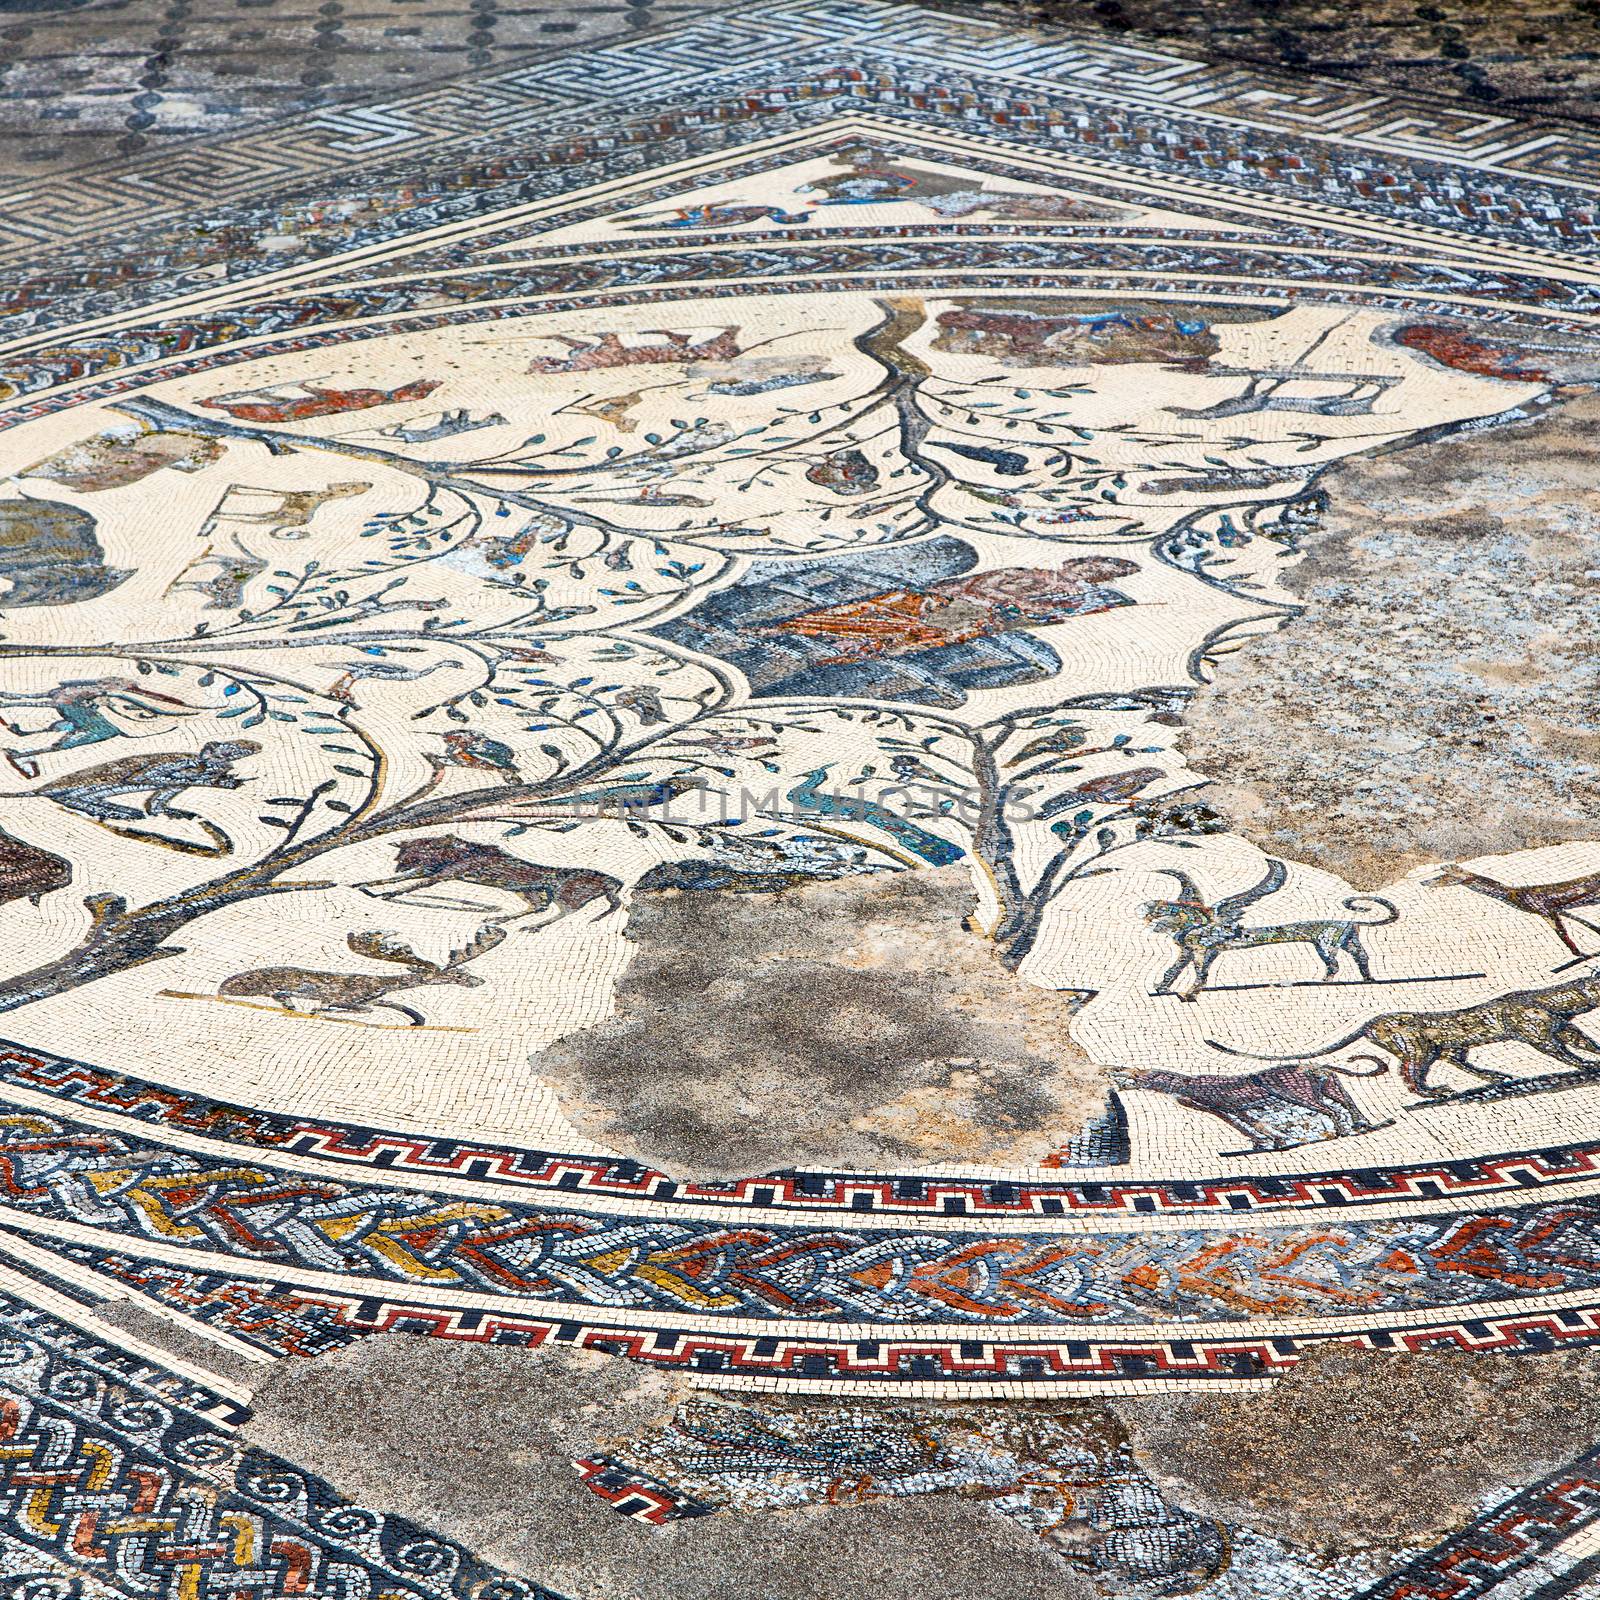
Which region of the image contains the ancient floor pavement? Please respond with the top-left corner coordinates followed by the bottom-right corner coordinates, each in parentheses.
top-left (2, 2), bottom-right (1600, 1596)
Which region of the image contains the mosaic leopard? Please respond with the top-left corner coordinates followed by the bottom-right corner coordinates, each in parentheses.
top-left (1214, 968), bottom-right (1600, 1098)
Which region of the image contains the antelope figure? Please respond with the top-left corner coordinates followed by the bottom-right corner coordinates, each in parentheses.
top-left (1431, 863), bottom-right (1600, 959)
top-left (218, 924), bottom-right (505, 1026)
top-left (204, 481), bottom-right (372, 542)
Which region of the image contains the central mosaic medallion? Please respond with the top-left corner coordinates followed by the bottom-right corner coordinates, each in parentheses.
top-left (3, 12), bottom-right (1600, 1593)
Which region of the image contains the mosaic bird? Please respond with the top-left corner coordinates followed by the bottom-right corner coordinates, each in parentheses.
top-left (1059, 766), bottom-right (1165, 805)
top-left (324, 657), bottom-right (463, 705)
top-left (1005, 724), bottom-right (1089, 767)
top-left (616, 685), bottom-right (667, 725)
top-left (785, 766), bottom-right (964, 866)
top-left (435, 730), bottom-right (522, 784)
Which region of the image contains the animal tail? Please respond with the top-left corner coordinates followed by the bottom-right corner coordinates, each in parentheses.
top-left (1325, 1055), bottom-right (1390, 1077)
top-left (1343, 895), bottom-right (1399, 926)
top-left (1206, 1024), bottom-right (1372, 1062)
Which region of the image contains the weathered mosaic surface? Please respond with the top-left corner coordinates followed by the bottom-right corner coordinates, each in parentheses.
top-left (3, 1), bottom-right (1600, 1594)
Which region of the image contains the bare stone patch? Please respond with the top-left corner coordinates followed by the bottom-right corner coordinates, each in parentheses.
top-left (243, 1335), bottom-right (1092, 1600)
top-left (530, 867), bottom-right (1107, 1177)
top-left (1183, 391), bottom-right (1600, 888)
top-left (1117, 1343), bottom-right (1600, 1552)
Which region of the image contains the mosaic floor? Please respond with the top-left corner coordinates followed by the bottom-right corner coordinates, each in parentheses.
top-left (2, 3), bottom-right (1600, 1596)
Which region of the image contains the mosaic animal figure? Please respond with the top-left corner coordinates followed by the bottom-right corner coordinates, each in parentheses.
top-left (1169, 371), bottom-right (1398, 421)
top-left (625, 203), bottom-right (813, 230)
top-left (764, 557), bottom-right (1139, 662)
top-left (1211, 969), bottom-right (1600, 1098)
top-left (0, 826), bottom-right (71, 907)
top-left (0, 498), bottom-right (130, 608)
top-left (932, 302), bottom-right (1221, 367)
top-left (3, 739), bottom-right (259, 824)
top-left (1110, 1060), bottom-right (1390, 1154)
top-left (205, 481), bottom-right (372, 541)
top-left (357, 835), bottom-right (623, 924)
top-left (526, 328), bottom-right (740, 374)
top-left (168, 537), bottom-right (268, 609)
top-left (200, 380), bottom-right (440, 424)
top-left (324, 656), bottom-right (462, 706)
top-left (0, 676), bottom-right (199, 777)
top-left (375, 409), bottom-right (505, 444)
top-left (786, 767), bottom-right (964, 866)
top-left (1431, 862), bottom-right (1600, 959)
top-left (433, 730), bottom-right (522, 784)
top-left (1145, 860), bottom-right (1397, 999)
top-left (218, 924), bottom-right (504, 1026)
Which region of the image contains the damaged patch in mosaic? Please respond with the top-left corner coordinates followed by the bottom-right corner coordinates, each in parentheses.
top-left (1119, 1342), bottom-right (1600, 1552)
top-left (530, 868), bottom-right (1106, 1176)
top-left (243, 1336), bottom-right (1096, 1600)
top-left (1185, 390), bottom-right (1600, 890)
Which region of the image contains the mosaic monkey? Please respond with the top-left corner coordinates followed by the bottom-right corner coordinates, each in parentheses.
top-left (1211, 968), bottom-right (1600, 1098)
top-left (0, 739), bottom-right (260, 857)
top-left (3, 740), bottom-right (260, 824)
top-left (1145, 859), bottom-right (1397, 999)
top-left (1110, 1061), bottom-right (1390, 1154)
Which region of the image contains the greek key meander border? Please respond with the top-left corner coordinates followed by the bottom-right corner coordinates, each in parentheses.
top-left (7, 0), bottom-right (1600, 270)
top-left (13, 1040), bottom-right (1600, 1221)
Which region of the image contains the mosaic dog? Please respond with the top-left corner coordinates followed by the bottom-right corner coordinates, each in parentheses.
top-left (1110, 1061), bottom-right (1390, 1154)
top-left (1431, 861), bottom-right (1600, 959)
top-left (357, 834), bottom-right (623, 924)
top-left (1146, 859), bottom-right (1397, 999)
top-left (1212, 969), bottom-right (1600, 1098)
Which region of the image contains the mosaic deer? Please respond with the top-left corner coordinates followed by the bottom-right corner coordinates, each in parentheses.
top-left (1431, 863), bottom-right (1600, 958)
top-left (218, 924), bottom-right (505, 1026)
top-left (206, 481), bottom-right (372, 541)
top-left (1145, 859), bottom-right (1397, 999)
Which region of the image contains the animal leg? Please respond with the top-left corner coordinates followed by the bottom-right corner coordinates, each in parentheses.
top-left (1454, 1050), bottom-right (1512, 1082)
top-left (1231, 1110), bottom-right (1288, 1152)
top-left (369, 1000), bottom-right (427, 1027)
top-left (1347, 933), bottom-right (1375, 983)
top-left (1320, 1082), bottom-right (1366, 1135)
top-left (1551, 1023), bottom-right (1600, 1063)
top-left (1153, 953), bottom-right (1192, 997)
top-left (1399, 1051), bottom-right (1448, 1098)
top-left (1184, 951), bottom-right (1218, 1001)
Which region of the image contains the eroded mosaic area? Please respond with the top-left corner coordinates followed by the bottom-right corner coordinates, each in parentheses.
top-left (2, 2), bottom-right (1600, 1595)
